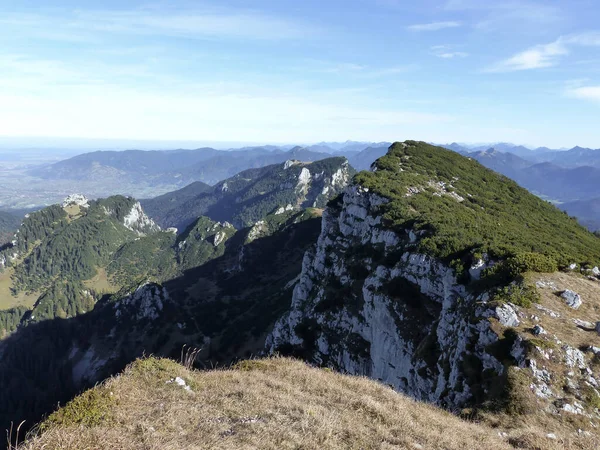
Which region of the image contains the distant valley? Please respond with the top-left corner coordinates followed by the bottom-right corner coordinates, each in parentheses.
top-left (0, 142), bottom-right (388, 212)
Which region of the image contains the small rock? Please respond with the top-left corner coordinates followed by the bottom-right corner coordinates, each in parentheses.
top-left (531, 382), bottom-right (553, 399)
top-left (546, 433), bottom-right (557, 440)
top-left (562, 403), bottom-right (583, 415)
top-left (536, 280), bottom-right (558, 290)
top-left (564, 346), bottom-right (586, 369)
top-left (593, 267), bottom-right (600, 277)
top-left (569, 263), bottom-right (578, 270)
top-left (495, 304), bottom-right (520, 327)
top-left (469, 259), bottom-right (486, 280)
top-left (531, 315), bottom-right (541, 322)
top-left (561, 290), bottom-right (582, 309)
top-left (532, 325), bottom-right (546, 335)
top-left (166, 376), bottom-right (192, 391)
top-left (534, 304), bottom-right (560, 318)
top-left (596, 322), bottom-right (600, 335)
top-left (588, 346), bottom-right (600, 355)
top-left (573, 318), bottom-right (594, 329)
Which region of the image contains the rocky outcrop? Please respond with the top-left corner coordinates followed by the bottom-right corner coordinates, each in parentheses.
top-left (267, 185), bottom-right (505, 409)
top-left (122, 201), bottom-right (161, 236)
top-left (62, 194), bottom-right (90, 208)
top-left (114, 282), bottom-right (169, 321)
top-left (268, 182), bottom-right (600, 430)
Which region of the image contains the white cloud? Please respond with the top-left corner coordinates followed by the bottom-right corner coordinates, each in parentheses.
top-left (563, 31), bottom-right (600, 46)
top-left (306, 61), bottom-right (416, 78)
top-left (486, 32), bottom-right (600, 72)
top-left (0, 86), bottom-right (452, 142)
top-left (430, 46), bottom-right (468, 59)
top-left (407, 21), bottom-right (461, 32)
top-left (0, 54), bottom-right (450, 142)
top-left (567, 86), bottom-right (600, 102)
top-left (0, 8), bottom-right (322, 42)
top-left (487, 41), bottom-right (568, 72)
top-left (445, 0), bottom-right (562, 30)
top-left (437, 52), bottom-right (469, 59)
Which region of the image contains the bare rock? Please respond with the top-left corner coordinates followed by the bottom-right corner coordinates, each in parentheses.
top-left (495, 304), bottom-right (520, 327)
top-left (561, 290), bottom-right (582, 309)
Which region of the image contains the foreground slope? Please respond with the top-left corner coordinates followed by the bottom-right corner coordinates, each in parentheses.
top-left (20, 357), bottom-right (519, 450)
top-left (269, 141), bottom-right (600, 438)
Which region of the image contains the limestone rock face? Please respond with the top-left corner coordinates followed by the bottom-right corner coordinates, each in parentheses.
top-left (495, 304), bottom-right (520, 327)
top-left (122, 201), bottom-right (161, 236)
top-left (266, 185), bottom-right (505, 408)
top-left (114, 282), bottom-right (169, 321)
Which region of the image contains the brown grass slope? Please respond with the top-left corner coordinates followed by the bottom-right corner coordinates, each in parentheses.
top-left (13, 357), bottom-right (529, 450)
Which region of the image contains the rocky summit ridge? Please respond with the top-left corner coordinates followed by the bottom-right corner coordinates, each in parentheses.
top-left (268, 141), bottom-right (600, 442)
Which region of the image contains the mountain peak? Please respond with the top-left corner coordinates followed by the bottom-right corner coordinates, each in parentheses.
top-left (62, 194), bottom-right (90, 209)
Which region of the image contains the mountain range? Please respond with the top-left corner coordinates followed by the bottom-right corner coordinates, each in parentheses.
top-left (141, 157), bottom-right (353, 231)
top-left (2, 142), bottom-right (600, 449)
top-left (469, 149), bottom-right (600, 202)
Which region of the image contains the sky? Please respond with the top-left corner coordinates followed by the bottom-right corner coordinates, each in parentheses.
top-left (1, 0), bottom-right (600, 148)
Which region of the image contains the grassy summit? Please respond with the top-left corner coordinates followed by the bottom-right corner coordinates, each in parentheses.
top-left (355, 141), bottom-right (600, 273)
top-left (20, 357), bottom-right (517, 450)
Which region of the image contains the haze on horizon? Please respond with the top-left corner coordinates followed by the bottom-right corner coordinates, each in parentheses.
top-left (2, 0), bottom-right (600, 148)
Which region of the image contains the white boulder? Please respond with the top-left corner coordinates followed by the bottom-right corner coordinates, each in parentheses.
top-left (561, 290), bottom-right (582, 309)
top-left (495, 304), bottom-right (520, 327)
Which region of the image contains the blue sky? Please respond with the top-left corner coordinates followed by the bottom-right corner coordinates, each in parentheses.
top-left (1, 0), bottom-right (600, 147)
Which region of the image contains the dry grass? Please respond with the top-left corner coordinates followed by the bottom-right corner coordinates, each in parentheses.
top-left (82, 267), bottom-right (118, 294)
top-left (0, 267), bottom-right (38, 311)
top-left (527, 272), bottom-right (600, 350)
top-left (475, 271), bottom-right (600, 446)
top-left (20, 357), bottom-right (522, 450)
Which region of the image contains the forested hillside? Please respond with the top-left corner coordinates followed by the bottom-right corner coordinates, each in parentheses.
top-left (142, 157), bottom-right (353, 230)
top-left (0, 155), bottom-right (350, 443)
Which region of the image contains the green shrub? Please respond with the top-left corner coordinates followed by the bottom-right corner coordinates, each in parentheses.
top-left (494, 282), bottom-right (539, 308)
top-left (505, 253), bottom-right (558, 278)
top-left (354, 141), bottom-right (600, 278)
top-left (45, 388), bottom-right (114, 428)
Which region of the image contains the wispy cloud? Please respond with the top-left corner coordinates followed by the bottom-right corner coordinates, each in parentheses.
top-left (567, 85), bottom-right (600, 102)
top-left (486, 41), bottom-right (567, 72)
top-left (308, 61), bottom-right (416, 78)
top-left (0, 7), bottom-right (322, 42)
top-left (407, 21), bottom-right (461, 32)
top-left (430, 45), bottom-right (468, 59)
top-left (437, 52), bottom-right (469, 59)
top-left (486, 32), bottom-right (600, 72)
top-left (320, 63), bottom-right (366, 74)
top-left (444, 0), bottom-right (562, 30)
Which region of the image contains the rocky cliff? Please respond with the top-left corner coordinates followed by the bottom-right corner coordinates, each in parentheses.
top-left (268, 141), bottom-right (600, 438)
top-left (268, 184), bottom-right (500, 408)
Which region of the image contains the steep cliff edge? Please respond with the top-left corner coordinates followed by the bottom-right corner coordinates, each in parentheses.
top-left (268, 141), bottom-right (600, 439)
